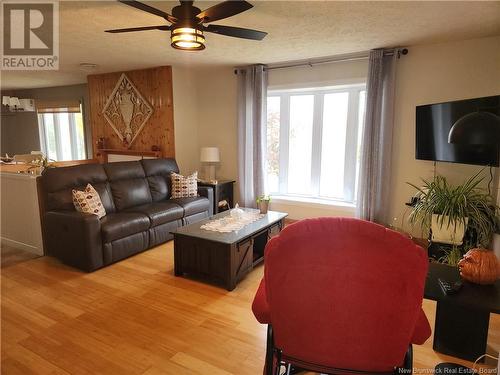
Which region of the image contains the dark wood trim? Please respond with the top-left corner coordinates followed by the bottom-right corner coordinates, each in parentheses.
top-left (197, 180), bottom-right (235, 214)
top-left (96, 149), bottom-right (161, 163)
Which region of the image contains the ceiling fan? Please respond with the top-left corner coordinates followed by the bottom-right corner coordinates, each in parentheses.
top-left (105, 0), bottom-right (267, 51)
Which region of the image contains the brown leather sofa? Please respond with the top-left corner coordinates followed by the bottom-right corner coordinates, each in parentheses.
top-left (39, 158), bottom-right (213, 272)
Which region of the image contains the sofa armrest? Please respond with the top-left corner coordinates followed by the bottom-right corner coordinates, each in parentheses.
top-left (198, 186), bottom-right (214, 216)
top-left (44, 210), bottom-right (103, 272)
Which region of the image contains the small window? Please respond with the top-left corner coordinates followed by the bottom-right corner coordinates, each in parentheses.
top-left (266, 84), bottom-right (366, 204)
top-left (37, 102), bottom-right (86, 161)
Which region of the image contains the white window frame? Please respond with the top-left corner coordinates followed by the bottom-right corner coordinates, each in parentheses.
top-left (38, 111), bottom-right (86, 161)
top-left (267, 83), bottom-right (366, 204)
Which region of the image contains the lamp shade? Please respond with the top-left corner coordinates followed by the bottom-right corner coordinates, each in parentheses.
top-left (448, 111), bottom-right (500, 145)
top-left (200, 147), bottom-right (220, 163)
top-left (9, 97), bottom-right (21, 107)
top-left (171, 27), bottom-right (205, 51)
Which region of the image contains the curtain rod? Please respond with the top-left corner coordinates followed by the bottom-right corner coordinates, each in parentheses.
top-left (235, 48), bottom-right (408, 73)
top-left (266, 48), bottom-right (408, 71)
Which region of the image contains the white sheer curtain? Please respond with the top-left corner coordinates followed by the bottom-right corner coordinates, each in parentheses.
top-left (357, 49), bottom-right (397, 223)
top-left (237, 64), bottom-right (268, 208)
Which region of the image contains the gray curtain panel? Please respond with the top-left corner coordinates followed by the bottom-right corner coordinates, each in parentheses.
top-left (356, 49), bottom-right (397, 223)
top-left (237, 64), bottom-right (268, 208)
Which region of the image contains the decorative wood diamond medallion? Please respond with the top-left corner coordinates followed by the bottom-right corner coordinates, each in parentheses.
top-left (102, 73), bottom-right (153, 148)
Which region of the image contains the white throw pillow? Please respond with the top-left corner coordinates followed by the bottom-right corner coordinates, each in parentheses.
top-left (72, 184), bottom-right (106, 219)
top-left (171, 172), bottom-right (198, 199)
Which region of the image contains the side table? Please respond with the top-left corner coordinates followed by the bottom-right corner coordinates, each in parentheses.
top-left (198, 180), bottom-right (235, 214)
top-left (424, 262), bottom-right (500, 362)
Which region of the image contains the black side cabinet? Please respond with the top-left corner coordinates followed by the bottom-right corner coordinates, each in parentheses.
top-left (424, 263), bottom-right (500, 362)
top-left (198, 180), bottom-right (235, 214)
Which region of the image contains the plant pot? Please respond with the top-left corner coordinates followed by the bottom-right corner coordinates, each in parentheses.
top-left (258, 201), bottom-right (269, 214)
top-left (431, 214), bottom-right (468, 245)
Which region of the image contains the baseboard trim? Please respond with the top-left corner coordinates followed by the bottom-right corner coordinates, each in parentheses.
top-left (1, 237), bottom-right (44, 255)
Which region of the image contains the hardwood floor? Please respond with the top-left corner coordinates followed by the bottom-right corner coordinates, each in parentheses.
top-left (1, 241), bottom-right (498, 374)
top-left (1, 246), bottom-right (41, 269)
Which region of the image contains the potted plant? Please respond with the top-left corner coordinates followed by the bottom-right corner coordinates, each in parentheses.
top-left (27, 155), bottom-right (55, 175)
top-left (256, 195), bottom-right (271, 214)
top-left (408, 172), bottom-right (498, 252)
top-left (437, 244), bottom-right (470, 266)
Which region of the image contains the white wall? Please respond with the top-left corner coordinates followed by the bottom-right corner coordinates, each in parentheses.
top-left (173, 35), bottom-right (500, 222)
top-left (270, 198), bottom-right (357, 220)
top-left (195, 67), bottom-right (239, 185)
top-left (389, 35), bottom-right (500, 235)
top-left (172, 66), bottom-right (201, 174)
top-left (268, 59), bottom-right (368, 89)
top-left (173, 66), bottom-right (239, 186)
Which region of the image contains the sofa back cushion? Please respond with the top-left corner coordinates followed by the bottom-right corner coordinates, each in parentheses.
top-left (141, 158), bottom-right (179, 201)
top-left (42, 164), bottom-right (116, 213)
top-left (104, 161), bottom-right (152, 211)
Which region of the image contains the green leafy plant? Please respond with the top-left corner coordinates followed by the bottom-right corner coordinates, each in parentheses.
top-left (256, 195), bottom-right (271, 204)
top-left (438, 246), bottom-right (463, 266)
top-left (408, 171), bottom-right (498, 247)
top-left (27, 156), bottom-right (55, 173)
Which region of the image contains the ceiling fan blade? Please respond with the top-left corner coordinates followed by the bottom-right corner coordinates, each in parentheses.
top-left (205, 24), bottom-right (267, 40)
top-left (197, 1), bottom-right (253, 23)
top-left (118, 0), bottom-right (177, 23)
top-left (105, 25), bottom-right (170, 33)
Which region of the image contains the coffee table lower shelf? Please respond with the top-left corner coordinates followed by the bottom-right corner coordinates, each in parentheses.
top-left (173, 216), bottom-right (285, 291)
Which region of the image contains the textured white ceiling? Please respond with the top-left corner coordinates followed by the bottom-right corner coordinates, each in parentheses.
top-left (2, 1), bottom-right (500, 89)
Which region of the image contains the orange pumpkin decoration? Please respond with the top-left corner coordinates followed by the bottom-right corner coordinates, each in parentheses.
top-left (458, 248), bottom-right (500, 285)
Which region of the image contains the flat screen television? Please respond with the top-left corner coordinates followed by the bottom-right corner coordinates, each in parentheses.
top-left (415, 95), bottom-right (500, 167)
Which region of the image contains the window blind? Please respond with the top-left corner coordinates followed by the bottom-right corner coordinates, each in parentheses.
top-left (36, 99), bottom-right (81, 113)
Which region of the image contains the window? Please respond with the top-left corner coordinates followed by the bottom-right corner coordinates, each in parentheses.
top-left (38, 104), bottom-right (87, 161)
top-left (266, 84), bottom-right (366, 204)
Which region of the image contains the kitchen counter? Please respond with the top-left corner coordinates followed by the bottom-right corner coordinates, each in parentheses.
top-left (0, 159), bottom-right (97, 255)
top-left (0, 159), bottom-right (97, 174)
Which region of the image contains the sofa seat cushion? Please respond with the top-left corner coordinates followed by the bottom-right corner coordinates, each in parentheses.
top-left (100, 212), bottom-right (150, 243)
top-left (170, 197), bottom-right (210, 216)
top-left (126, 202), bottom-right (184, 227)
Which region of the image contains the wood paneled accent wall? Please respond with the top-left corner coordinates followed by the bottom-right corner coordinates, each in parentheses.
top-left (87, 66), bottom-right (175, 161)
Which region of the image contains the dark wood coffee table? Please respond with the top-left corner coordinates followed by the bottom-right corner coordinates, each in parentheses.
top-left (424, 262), bottom-right (500, 361)
top-left (172, 209), bottom-right (287, 291)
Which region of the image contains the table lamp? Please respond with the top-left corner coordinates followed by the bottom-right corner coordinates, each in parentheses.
top-left (200, 147), bottom-right (220, 182)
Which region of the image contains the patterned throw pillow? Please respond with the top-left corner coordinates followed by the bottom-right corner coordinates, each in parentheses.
top-left (72, 184), bottom-right (106, 219)
top-left (171, 172), bottom-right (198, 199)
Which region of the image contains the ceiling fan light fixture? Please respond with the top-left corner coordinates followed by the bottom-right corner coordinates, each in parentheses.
top-left (171, 27), bottom-right (205, 50)
top-left (111, 1), bottom-right (267, 50)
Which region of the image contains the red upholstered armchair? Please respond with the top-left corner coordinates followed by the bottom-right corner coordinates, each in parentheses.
top-left (252, 217), bottom-right (431, 375)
